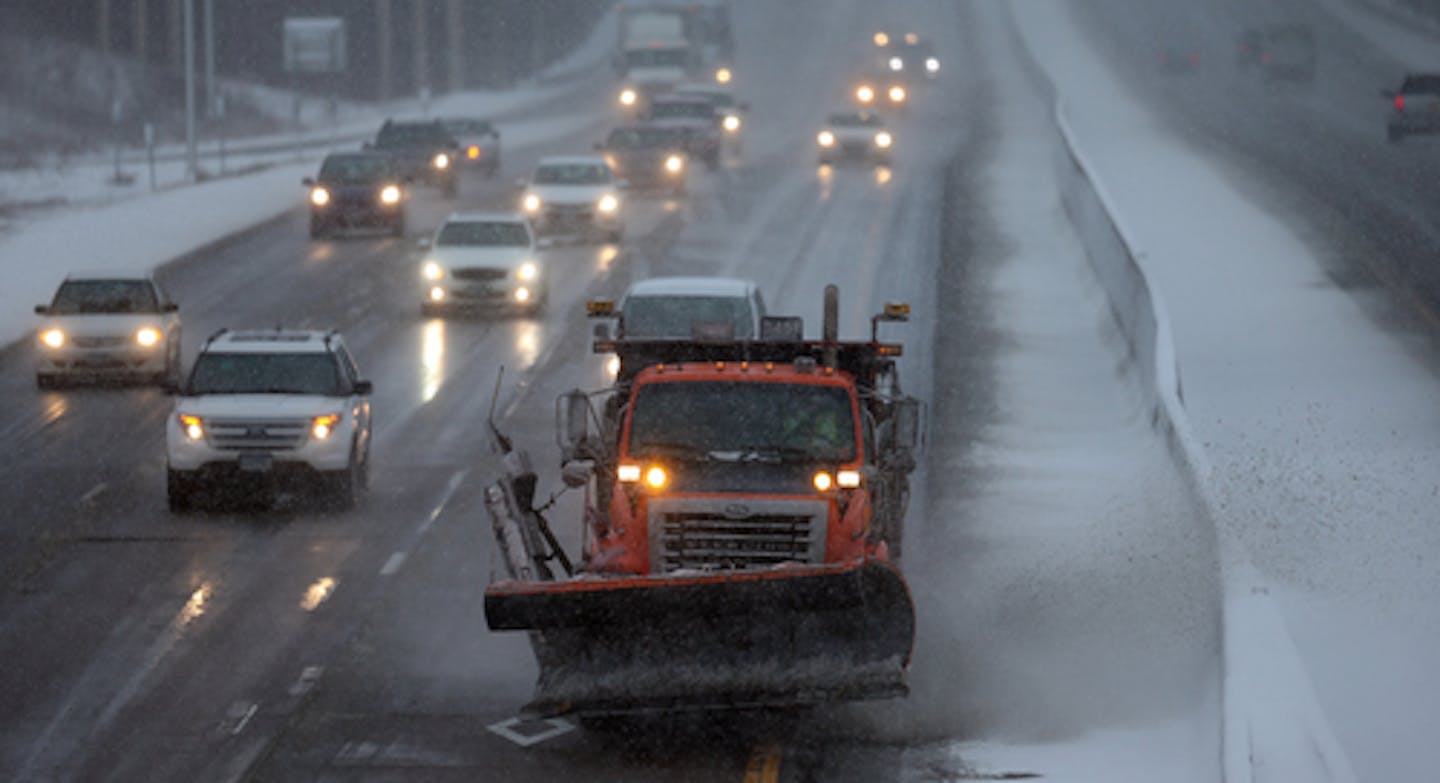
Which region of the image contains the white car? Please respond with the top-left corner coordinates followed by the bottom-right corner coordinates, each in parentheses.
top-left (420, 212), bottom-right (546, 316)
top-left (519, 156), bottom-right (625, 243)
top-left (602, 276), bottom-right (768, 340)
top-left (816, 111), bottom-right (893, 166)
top-left (33, 270), bottom-right (182, 388)
top-left (165, 329), bottom-right (373, 511)
top-left (439, 117), bottom-right (502, 175)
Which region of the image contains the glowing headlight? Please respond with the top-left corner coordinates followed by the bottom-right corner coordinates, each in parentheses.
top-left (856, 85), bottom-right (875, 103)
top-left (837, 469), bottom-right (862, 489)
top-left (619, 88), bottom-right (638, 106)
top-left (179, 414), bottom-right (204, 441)
top-left (523, 193), bottom-right (542, 212)
top-left (665, 154), bottom-right (684, 173)
top-left (889, 85), bottom-right (907, 103)
top-left (135, 327), bottom-right (162, 347)
top-left (467, 145), bottom-right (481, 160)
top-left (514, 287), bottom-right (532, 303)
top-left (875, 131), bottom-right (893, 148)
top-left (926, 57), bottom-right (940, 73)
top-left (517, 261), bottom-right (539, 281)
top-left (618, 463), bottom-right (642, 483)
top-left (812, 471), bottom-right (834, 492)
top-left (380, 184), bottom-right (401, 204)
top-left (40, 328), bottom-right (65, 349)
top-left (604, 154), bottom-right (618, 170)
top-left (716, 66), bottom-right (733, 84)
top-left (723, 114), bottom-right (741, 132)
top-left (644, 465), bottom-right (668, 490)
top-left (597, 194), bottom-right (620, 213)
top-left (429, 286), bottom-right (446, 302)
top-left (433, 152), bottom-right (451, 170)
top-left (311, 413), bottom-right (341, 441)
top-left (422, 260), bottom-right (445, 281)
top-left (817, 130), bottom-right (836, 147)
top-left (874, 32), bottom-right (889, 47)
top-left (310, 187), bottom-right (330, 207)
top-left (889, 56), bottom-right (904, 71)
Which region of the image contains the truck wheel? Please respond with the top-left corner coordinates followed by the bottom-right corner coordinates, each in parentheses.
top-left (167, 470), bottom-right (195, 512)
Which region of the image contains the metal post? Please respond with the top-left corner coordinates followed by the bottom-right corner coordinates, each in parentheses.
top-left (376, 0), bottom-right (393, 102)
top-left (203, 0), bottom-right (215, 118)
top-left (183, 0), bottom-right (197, 181)
top-left (98, 0), bottom-right (112, 57)
top-left (413, 0), bottom-right (428, 97)
top-left (145, 123), bottom-right (157, 190)
top-left (446, 0), bottom-right (463, 94)
top-left (216, 93), bottom-right (227, 174)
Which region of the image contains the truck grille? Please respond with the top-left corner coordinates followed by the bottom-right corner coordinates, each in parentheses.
top-left (648, 498), bottom-right (827, 573)
top-left (451, 267), bottom-right (507, 281)
top-left (206, 419), bottom-right (307, 451)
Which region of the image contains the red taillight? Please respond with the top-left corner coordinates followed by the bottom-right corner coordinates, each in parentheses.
top-left (1260, 52), bottom-right (1271, 65)
top-left (1395, 94), bottom-right (1406, 111)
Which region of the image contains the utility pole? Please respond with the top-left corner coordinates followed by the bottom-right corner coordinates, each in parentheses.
top-left (97, 0), bottom-right (112, 58)
top-left (203, 0), bottom-right (215, 118)
top-left (168, 0), bottom-right (183, 71)
top-left (376, 0), bottom-right (393, 102)
top-left (184, 0), bottom-right (197, 181)
top-left (413, 0), bottom-right (429, 97)
top-left (446, 0), bottom-right (463, 94)
top-left (133, 0), bottom-right (148, 62)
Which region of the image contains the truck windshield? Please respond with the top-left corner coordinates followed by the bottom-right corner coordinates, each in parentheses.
top-left (628, 381), bottom-right (857, 462)
top-left (625, 48), bottom-right (689, 68)
top-left (187, 353), bottom-right (345, 396)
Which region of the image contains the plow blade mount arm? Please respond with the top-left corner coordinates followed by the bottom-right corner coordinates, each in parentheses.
top-left (485, 560), bottom-right (915, 716)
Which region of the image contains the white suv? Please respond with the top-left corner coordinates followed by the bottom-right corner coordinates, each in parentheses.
top-left (165, 329), bottom-right (373, 511)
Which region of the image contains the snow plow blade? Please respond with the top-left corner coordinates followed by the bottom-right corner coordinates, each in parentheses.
top-left (484, 560), bottom-right (914, 716)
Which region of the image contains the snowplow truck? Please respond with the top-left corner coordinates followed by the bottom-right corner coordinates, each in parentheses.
top-left (483, 286), bottom-right (921, 717)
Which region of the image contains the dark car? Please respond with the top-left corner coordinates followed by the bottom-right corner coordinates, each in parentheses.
top-left (597, 125), bottom-right (690, 194)
top-left (367, 119), bottom-right (460, 197)
top-left (1384, 73), bottom-right (1440, 142)
top-left (643, 96), bottom-right (722, 169)
top-left (302, 152), bottom-right (407, 239)
top-left (439, 117), bottom-right (502, 175)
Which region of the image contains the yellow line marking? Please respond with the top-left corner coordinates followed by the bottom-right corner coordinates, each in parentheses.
top-left (743, 741), bottom-right (783, 783)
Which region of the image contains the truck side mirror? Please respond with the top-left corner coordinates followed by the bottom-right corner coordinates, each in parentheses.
top-left (301, 176), bottom-right (316, 187)
top-left (33, 304), bottom-right (49, 315)
top-left (890, 397), bottom-right (921, 451)
top-left (561, 459), bottom-right (595, 488)
top-left (556, 389), bottom-right (592, 461)
top-left (163, 302), bottom-right (180, 313)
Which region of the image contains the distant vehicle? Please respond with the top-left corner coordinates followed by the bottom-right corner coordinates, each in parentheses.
top-left (33, 271), bottom-right (182, 388)
top-left (875, 32), bottom-right (940, 81)
top-left (302, 152), bottom-right (406, 239)
top-left (816, 111), bottom-right (893, 166)
top-left (519, 156), bottom-right (625, 243)
top-left (1383, 73), bottom-right (1440, 142)
top-left (853, 72), bottom-right (908, 112)
top-left (439, 118), bottom-right (502, 176)
top-left (420, 212), bottom-right (546, 316)
top-left (1239, 24), bottom-right (1315, 82)
top-left (596, 125), bottom-right (689, 195)
top-left (1157, 44), bottom-right (1202, 73)
top-left (674, 81), bottom-right (748, 147)
top-left (367, 119), bottom-right (459, 198)
top-left (165, 329), bottom-right (373, 511)
top-left (644, 95), bottom-right (722, 169)
top-left (596, 276), bottom-right (768, 340)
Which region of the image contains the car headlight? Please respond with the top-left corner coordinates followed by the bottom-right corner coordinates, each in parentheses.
top-left (467, 145), bottom-right (481, 160)
top-left (179, 414), bottom-right (204, 441)
top-left (428, 286), bottom-right (447, 302)
top-left (523, 193), bottom-right (542, 212)
top-left (889, 56), bottom-right (904, 71)
top-left (597, 193), bottom-right (620, 213)
top-left (665, 154), bottom-right (684, 173)
top-left (380, 184), bottom-right (401, 204)
top-left (873, 32), bottom-right (889, 47)
top-left (136, 327), bottom-right (162, 347)
top-left (517, 261), bottom-right (539, 281)
top-left (856, 85), bottom-right (875, 103)
top-left (619, 88), bottom-right (638, 106)
top-left (40, 328), bottom-right (65, 349)
top-left (310, 187), bottom-right (330, 207)
top-left (817, 130), bottom-right (836, 147)
top-left (874, 131), bottom-right (893, 148)
top-left (604, 154), bottom-right (618, 170)
top-left (433, 152), bottom-right (451, 170)
top-left (311, 413), bottom-right (341, 441)
top-left (926, 57), bottom-right (940, 73)
top-left (514, 287), bottom-right (532, 303)
top-left (422, 260), bottom-right (445, 280)
top-left (889, 85), bottom-right (907, 103)
top-left (715, 66), bottom-right (733, 84)
top-left (723, 114), bottom-right (741, 132)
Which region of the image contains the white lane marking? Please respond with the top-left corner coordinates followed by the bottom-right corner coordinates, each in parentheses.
top-left (486, 716), bottom-right (576, 747)
top-left (379, 552), bottom-right (406, 577)
top-left (289, 665), bottom-right (323, 698)
top-left (228, 702), bottom-right (259, 735)
top-left (78, 482), bottom-right (108, 504)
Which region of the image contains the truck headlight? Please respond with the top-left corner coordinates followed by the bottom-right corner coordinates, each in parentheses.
top-left (715, 66), bottom-right (733, 84)
top-left (517, 261), bottom-right (538, 281)
top-left (888, 85), bottom-right (907, 103)
top-left (310, 187), bottom-right (330, 207)
top-left (380, 184), bottom-right (401, 204)
top-left (311, 413), bottom-right (341, 441)
top-left (874, 32), bottom-right (889, 47)
top-left (812, 471), bottom-right (834, 492)
top-left (856, 85), bottom-right (875, 103)
top-left (644, 465), bottom-right (668, 490)
top-left (40, 328), bottom-right (65, 349)
top-left (889, 56), bottom-right (904, 71)
top-left (429, 286), bottom-right (447, 302)
top-left (665, 154), bottom-right (684, 173)
top-left (617, 463), bottom-right (642, 483)
top-left (433, 152), bottom-right (451, 170)
top-left (597, 194), bottom-right (620, 213)
top-left (874, 131), bottom-right (893, 148)
top-left (723, 114), bottom-right (741, 132)
top-left (817, 130), bottom-right (836, 147)
top-left (523, 193), bottom-right (542, 212)
top-left (619, 88), bottom-right (638, 106)
top-left (135, 327), bottom-right (162, 347)
top-left (837, 469), bottom-right (862, 489)
top-left (179, 414), bottom-right (204, 441)
top-left (926, 57), bottom-right (940, 73)
top-left (422, 260), bottom-right (445, 280)
top-left (514, 287), bottom-right (532, 303)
